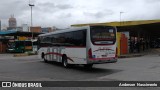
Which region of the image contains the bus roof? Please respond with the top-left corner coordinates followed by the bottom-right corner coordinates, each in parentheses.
top-left (39, 26), bottom-right (89, 37)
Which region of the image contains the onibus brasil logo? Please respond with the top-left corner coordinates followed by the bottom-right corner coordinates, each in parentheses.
top-left (1, 82), bottom-right (42, 87)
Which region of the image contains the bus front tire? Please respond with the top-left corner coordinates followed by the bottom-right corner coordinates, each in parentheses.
top-left (62, 55), bottom-right (69, 68)
top-left (44, 58), bottom-right (48, 63)
top-left (42, 53), bottom-right (48, 63)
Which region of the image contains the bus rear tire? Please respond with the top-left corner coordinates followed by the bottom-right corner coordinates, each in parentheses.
top-left (62, 55), bottom-right (69, 68)
top-left (84, 64), bottom-right (93, 68)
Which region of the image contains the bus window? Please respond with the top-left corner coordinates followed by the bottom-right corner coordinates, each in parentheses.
top-left (63, 30), bottom-right (86, 46)
top-left (25, 41), bottom-right (32, 46)
top-left (90, 26), bottom-right (116, 45)
top-left (15, 41), bottom-right (24, 48)
top-left (72, 30), bottom-right (86, 46)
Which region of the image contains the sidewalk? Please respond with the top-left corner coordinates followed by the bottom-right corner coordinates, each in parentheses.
top-left (13, 52), bottom-right (37, 57)
top-left (118, 53), bottom-right (144, 58)
top-left (118, 48), bottom-right (160, 58)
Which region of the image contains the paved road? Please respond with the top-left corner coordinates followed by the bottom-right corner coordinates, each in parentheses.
top-left (0, 54), bottom-right (160, 90)
top-left (0, 54), bottom-right (120, 81)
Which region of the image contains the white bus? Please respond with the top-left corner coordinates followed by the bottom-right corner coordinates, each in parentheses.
top-left (38, 25), bottom-right (117, 68)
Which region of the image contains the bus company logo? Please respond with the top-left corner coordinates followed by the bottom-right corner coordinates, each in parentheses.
top-left (2, 82), bottom-right (12, 87)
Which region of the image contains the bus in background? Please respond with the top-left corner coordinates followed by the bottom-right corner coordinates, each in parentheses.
top-left (38, 25), bottom-right (117, 68)
top-left (32, 39), bottom-right (38, 53)
top-left (7, 40), bottom-right (34, 53)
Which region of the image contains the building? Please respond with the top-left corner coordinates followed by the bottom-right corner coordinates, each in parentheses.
top-left (52, 26), bottom-right (57, 31)
top-left (41, 27), bottom-right (55, 33)
top-left (22, 24), bottom-right (29, 32)
top-left (30, 27), bottom-right (55, 33)
top-left (30, 26), bottom-right (41, 33)
top-left (8, 15), bottom-right (17, 30)
top-left (0, 19), bottom-right (1, 31)
top-left (1, 25), bottom-right (7, 31)
top-left (16, 27), bottom-right (23, 31)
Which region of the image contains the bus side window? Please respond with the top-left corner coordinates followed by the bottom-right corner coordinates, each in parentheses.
top-left (82, 30), bottom-right (86, 46)
top-left (73, 30), bottom-right (86, 47)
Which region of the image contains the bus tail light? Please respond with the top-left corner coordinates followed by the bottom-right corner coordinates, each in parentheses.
top-left (115, 47), bottom-right (118, 58)
top-left (88, 48), bottom-right (92, 58)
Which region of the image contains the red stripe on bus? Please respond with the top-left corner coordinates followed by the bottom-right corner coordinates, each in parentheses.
top-left (45, 52), bottom-right (74, 62)
top-left (67, 57), bottom-right (74, 62)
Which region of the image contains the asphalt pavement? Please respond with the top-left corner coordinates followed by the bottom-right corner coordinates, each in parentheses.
top-left (0, 53), bottom-right (160, 90)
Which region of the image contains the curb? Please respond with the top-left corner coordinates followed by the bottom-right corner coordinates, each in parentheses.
top-left (13, 53), bottom-right (29, 57)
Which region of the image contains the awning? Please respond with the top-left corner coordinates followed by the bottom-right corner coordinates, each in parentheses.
top-left (71, 19), bottom-right (160, 27)
top-left (0, 31), bottom-right (17, 35)
top-left (0, 31), bottom-right (43, 37)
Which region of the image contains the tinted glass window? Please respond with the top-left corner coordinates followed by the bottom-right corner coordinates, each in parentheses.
top-left (64, 32), bottom-right (75, 46)
top-left (15, 41), bottom-right (24, 48)
top-left (91, 26), bottom-right (116, 45)
top-left (25, 41), bottom-right (32, 46)
top-left (39, 29), bottom-right (86, 47)
top-left (39, 36), bottom-right (52, 47)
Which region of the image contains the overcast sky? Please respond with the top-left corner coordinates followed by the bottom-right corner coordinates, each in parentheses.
top-left (0, 0), bottom-right (160, 28)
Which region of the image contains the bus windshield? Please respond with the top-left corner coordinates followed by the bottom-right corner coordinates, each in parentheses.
top-left (90, 26), bottom-right (116, 45)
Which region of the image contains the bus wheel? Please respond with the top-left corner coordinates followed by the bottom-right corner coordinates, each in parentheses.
top-left (84, 64), bottom-right (93, 68)
top-left (44, 58), bottom-right (48, 63)
top-left (42, 53), bottom-right (47, 63)
top-left (62, 55), bottom-right (69, 68)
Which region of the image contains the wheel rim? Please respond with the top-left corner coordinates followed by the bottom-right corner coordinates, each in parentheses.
top-left (63, 59), bottom-right (67, 67)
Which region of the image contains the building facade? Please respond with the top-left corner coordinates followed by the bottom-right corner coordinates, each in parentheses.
top-left (8, 15), bottom-right (17, 30)
top-left (0, 19), bottom-right (1, 31)
top-left (30, 26), bottom-right (41, 33)
top-left (22, 24), bottom-right (29, 32)
top-left (41, 27), bottom-right (54, 33)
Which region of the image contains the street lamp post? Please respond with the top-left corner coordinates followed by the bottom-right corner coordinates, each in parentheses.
top-left (120, 12), bottom-right (124, 26)
top-left (29, 3), bottom-right (34, 31)
top-left (29, 3), bottom-right (34, 52)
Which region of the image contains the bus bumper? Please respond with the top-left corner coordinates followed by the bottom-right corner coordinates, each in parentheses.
top-left (88, 58), bottom-right (118, 64)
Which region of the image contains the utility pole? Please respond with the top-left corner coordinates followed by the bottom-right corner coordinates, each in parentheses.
top-left (120, 12), bottom-right (124, 26)
top-left (29, 3), bottom-right (34, 30)
top-left (29, 2), bottom-right (35, 51)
